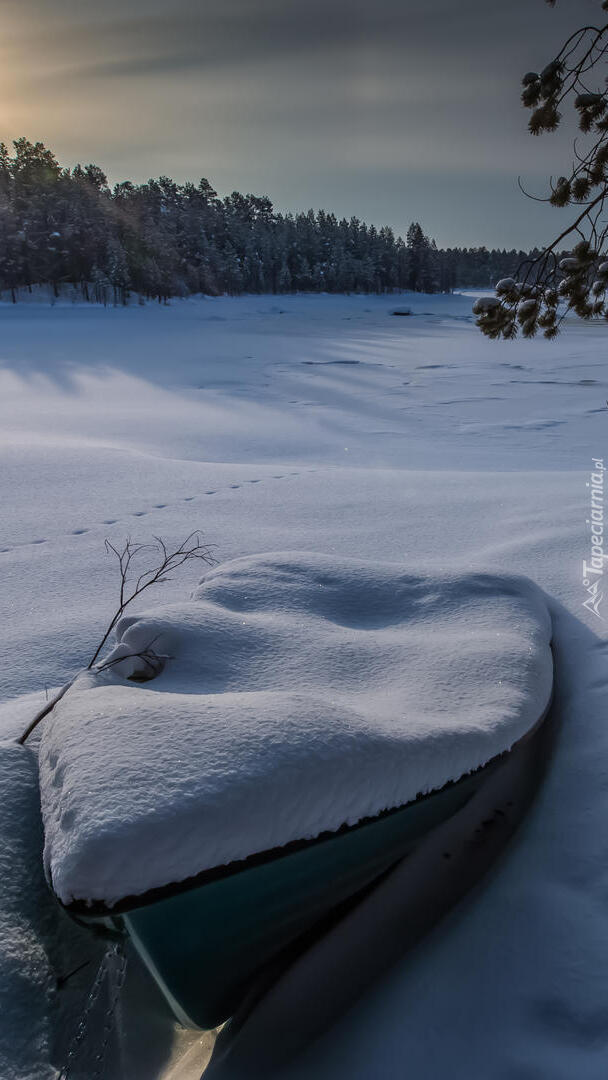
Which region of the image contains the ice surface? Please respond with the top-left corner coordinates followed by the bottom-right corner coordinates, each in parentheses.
top-left (1, 292), bottom-right (607, 1078)
top-left (38, 552), bottom-right (552, 905)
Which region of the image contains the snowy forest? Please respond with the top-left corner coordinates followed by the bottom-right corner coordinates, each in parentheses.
top-left (0, 139), bottom-right (541, 303)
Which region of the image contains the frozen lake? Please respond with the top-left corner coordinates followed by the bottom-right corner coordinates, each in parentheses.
top-left (0, 291), bottom-right (603, 703)
top-left (1, 292), bottom-right (607, 1079)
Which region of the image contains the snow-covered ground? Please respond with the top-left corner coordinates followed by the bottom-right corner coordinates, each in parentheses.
top-left (1, 291), bottom-right (607, 1078)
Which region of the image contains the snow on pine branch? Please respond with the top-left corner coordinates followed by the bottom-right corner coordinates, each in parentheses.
top-left (477, 0), bottom-right (608, 339)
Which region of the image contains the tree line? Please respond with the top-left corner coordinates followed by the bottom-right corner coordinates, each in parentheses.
top-left (0, 139), bottom-right (540, 304)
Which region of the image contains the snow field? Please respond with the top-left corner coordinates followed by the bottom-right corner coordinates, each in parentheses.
top-left (0, 292), bottom-right (606, 1078)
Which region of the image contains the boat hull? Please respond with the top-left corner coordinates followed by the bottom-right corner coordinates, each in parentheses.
top-left (73, 698), bottom-right (553, 1031)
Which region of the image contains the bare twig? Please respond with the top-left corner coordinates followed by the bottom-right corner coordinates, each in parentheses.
top-left (18, 532), bottom-right (215, 744)
top-left (95, 635), bottom-right (170, 681)
top-left (18, 679), bottom-right (77, 746)
top-left (88, 532), bottom-right (214, 668)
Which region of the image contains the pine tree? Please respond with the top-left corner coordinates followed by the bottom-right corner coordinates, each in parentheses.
top-left (406, 223), bottom-right (437, 293)
top-left (0, 136), bottom-right (549, 305)
top-left (477, 0), bottom-right (608, 339)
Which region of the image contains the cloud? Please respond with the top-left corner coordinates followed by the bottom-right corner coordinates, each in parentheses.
top-left (0, 0), bottom-right (593, 247)
top-left (4, 0), bottom-right (575, 82)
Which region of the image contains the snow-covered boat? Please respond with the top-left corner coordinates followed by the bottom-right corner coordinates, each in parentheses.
top-left (38, 553), bottom-right (554, 1031)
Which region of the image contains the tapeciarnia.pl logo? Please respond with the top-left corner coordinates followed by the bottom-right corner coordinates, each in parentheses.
top-left (582, 458), bottom-right (606, 620)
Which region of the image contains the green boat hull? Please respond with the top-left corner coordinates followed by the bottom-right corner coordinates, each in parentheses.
top-left (74, 733), bottom-right (536, 1030)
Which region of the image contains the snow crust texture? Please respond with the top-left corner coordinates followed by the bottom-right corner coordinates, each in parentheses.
top-left (39, 551), bottom-right (552, 907)
top-left (0, 744), bottom-right (54, 1080)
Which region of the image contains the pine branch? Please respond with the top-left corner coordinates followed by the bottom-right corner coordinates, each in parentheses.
top-left (477, 1), bottom-right (608, 339)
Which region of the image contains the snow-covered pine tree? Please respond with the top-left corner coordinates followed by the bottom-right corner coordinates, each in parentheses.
top-left (0, 137), bottom-right (553, 303)
top-left (406, 223), bottom-right (437, 293)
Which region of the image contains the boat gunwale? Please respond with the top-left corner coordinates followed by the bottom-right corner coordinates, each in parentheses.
top-left (56, 683), bottom-right (554, 921)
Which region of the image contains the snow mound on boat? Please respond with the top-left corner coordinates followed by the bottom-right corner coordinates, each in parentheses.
top-left (39, 552), bottom-right (553, 907)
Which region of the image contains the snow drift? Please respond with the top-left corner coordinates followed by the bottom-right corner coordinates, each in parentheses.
top-left (38, 552), bottom-right (553, 908)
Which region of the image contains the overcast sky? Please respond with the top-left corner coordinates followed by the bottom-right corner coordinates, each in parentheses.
top-left (0, 0), bottom-right (601, 247)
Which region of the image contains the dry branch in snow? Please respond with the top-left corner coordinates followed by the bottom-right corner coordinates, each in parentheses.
top-left (18, 532), bottom-right (215, 744)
